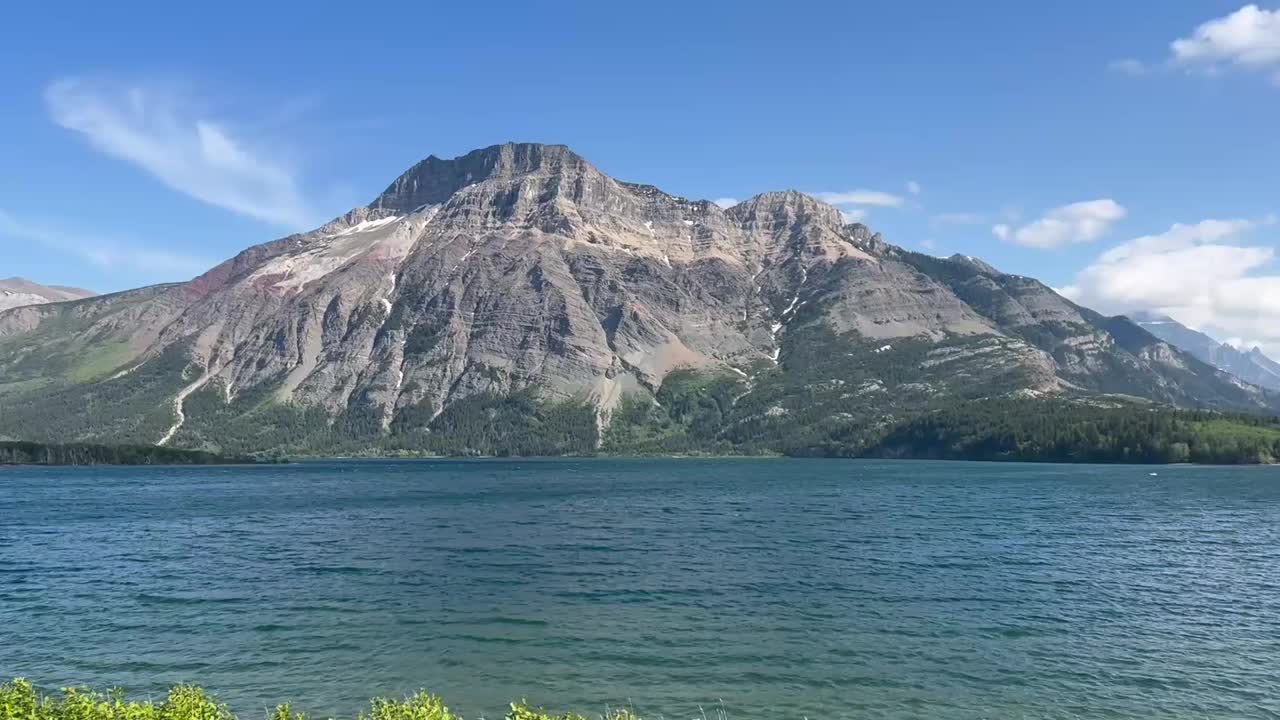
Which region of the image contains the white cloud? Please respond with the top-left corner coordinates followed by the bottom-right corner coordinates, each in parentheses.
top-left (920, 238), bottom-right (938, 250)
top-left (932, 212), bottom-right (987, 226)
top-left (840, 208), bottom-right (867, 223)
top-left (906, 180), bottom-right (922, 195)
top-left (0, 209), bottom-right (211, 279)
top-left (712, 197), bottom-right (739, 208)
top-left (1172, 4), bottom-right (1280, 70)
top-left (1060, 217), bottom-right (1280, 356)
top-left (993, 199), bottom-right (1126, 249)
top-left (1226, 336), bottom-right (1269, 351)
top-left (45, 77), bottom-right (316, 228)
top-left (1109, 58), bottom-right (1149, 76)
top-left (814, 190), bottom-right (905, 207)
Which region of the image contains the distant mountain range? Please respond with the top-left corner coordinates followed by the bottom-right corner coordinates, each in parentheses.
top-left (0, 143), bottom-right (1275, 456)
top-left (0, 277), bottom-right (94, 311)
top-left (1130, 311), bottom-right (1280, 391)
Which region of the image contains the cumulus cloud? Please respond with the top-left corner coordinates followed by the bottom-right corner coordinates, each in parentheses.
top-left (992, 199), bottom-right (1126, 249)
top-left (0, 209), bottom-right (211, 279)
top-left (712, 197), bottom-right (739, 209)
top-left (1111, 6), bottom-right (1280, 84)
top-left (45, 78), bottom-right (316, 228)
top-left (1172, 5), bottom-right (1280, 67)
top-left (814, 190), bottom-right (905, 207)
top-left (1058, 217), bottom-right (1280, 356)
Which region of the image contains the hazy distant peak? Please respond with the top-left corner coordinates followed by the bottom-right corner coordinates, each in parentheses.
top-left (0, 277), bottom-right (95, 311)
top-left (1130, 310), bottom-right (1280, 391)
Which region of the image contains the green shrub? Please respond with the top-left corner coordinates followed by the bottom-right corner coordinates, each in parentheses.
top-left (361, 693), bottom-right (455, 720)
top-left (0, 680), bottom-right (648, 720)
top-left (504, 702), bottom-right (640, 720)
top-left (0, 679), bottom-right (232, 720)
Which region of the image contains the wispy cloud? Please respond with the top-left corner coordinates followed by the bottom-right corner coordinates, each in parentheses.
top-left (1108, 58), bottom-right (1149, 76)
top-left (814, 190), bottom-right (905, 207)
top-left (45, 77), bottom-right (316, 228)
top-left (905, 180), bottom-right (922, 195)
top-left (931, 212), bottom-right (988, 227)
top-left (840, 208), bottom-right (867, 223)
top-left (0, 208), bottom-right (211, 279)
top-left (712, 197), bottom-right (739, 209)
top-left (1059, 216), bottom-right (1280, 356)
top-left (993, 199), bottom-right (1126, 249)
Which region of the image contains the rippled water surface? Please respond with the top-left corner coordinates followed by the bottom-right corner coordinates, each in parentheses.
top-left (3, 459), bottom-right (1280, 719)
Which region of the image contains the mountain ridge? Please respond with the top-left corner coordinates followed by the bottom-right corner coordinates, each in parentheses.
top-left (1130, 310), bottom-right (1280, 391)
top-left (0, 142), bottom-right (1273, 455)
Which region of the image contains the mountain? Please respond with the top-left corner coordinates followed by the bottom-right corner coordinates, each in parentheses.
top-left (0, 277), bottom-right (94, 311)
top-left (1130, 311), bottom-right (1280, 391)
top-left (0, 143), bottom-right (1273, 455)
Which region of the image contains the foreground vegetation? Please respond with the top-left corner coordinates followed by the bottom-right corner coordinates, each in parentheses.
top-left (0, 441), bottom-right (270, 466)
top-left (0, 679), bottom-right (642, 720)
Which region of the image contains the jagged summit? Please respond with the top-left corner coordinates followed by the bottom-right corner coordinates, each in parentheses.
top-left (948, 254), bottom-right (1000, 275)
top-left (367, 143), bottom-right (859, 240)
top-left (368, 143), bottom-right (590, 213)
top-left (729, 190), bottom-right (846, 229)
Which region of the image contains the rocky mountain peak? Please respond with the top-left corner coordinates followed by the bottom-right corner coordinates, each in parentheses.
top-left (368, 142), bottom-right (590, 214)
top-left (845, 223), bottom-right (888, 252)
top-left (947, 254), bottom-right (1000, 275)
top-left (728, 190), bottom-right (846, 231)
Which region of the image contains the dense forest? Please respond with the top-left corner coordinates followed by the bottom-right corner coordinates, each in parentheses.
top-left (858, 401), bottom-right (1280, 464)
top-left (598, 371), bottom-right (1280, 464)
top-left (0, 441), bottom-right (267, 466)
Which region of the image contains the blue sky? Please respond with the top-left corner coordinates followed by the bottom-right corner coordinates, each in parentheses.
top-left (3, 1), bottom-right (1280, 350)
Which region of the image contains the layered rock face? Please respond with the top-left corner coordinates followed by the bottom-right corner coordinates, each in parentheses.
top-left (0, 143), bottom-right (1271, 448)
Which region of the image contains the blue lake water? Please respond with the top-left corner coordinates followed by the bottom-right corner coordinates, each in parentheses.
top-left (3, 459), bottom-right (1280, 719)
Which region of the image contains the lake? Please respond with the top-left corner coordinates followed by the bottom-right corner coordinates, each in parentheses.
top-left (3, 459), bottom-right (1279, 719)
